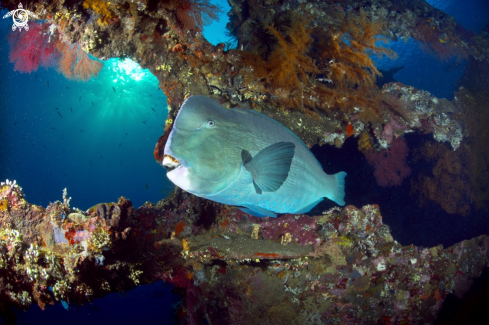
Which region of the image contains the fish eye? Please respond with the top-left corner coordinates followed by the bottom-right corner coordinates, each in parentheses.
top-left (207, 120), bottom-right (215, 127)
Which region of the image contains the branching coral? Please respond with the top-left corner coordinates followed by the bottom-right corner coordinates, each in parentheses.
top-left (236, 11), bottom-right (394, 121)
top-left (7, 22), bottom-right (58, 73)
top-left (159, 0), bottom-right (222, 32)
top-left (56, 41), bottom-right (103, 82)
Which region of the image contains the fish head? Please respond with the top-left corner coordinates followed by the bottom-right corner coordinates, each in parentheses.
top-left (163, 96), bottom-right (244, 195)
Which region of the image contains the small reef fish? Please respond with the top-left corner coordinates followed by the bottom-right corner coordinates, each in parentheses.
top-left (125, 133), bottom-right (128, 136)
top-left (79, 96), bottom-right (81, 102)
top-left (92, 102), bottom-right (94, 106)
top-left (162, 96), bottom-right (346, 218)
top-left (55, 107), bottom-right (59, 110)
top-left (142, 120), bottom-right (147, 124)
top-left (61, 300), bottom-right (69, 310)
top-left (70, 107), bottom-right (73, 113)
top-left (112, 87), bottom-right (116, 93)
top-left (45, 81), bottom-right (49, 88)
top-left (80, 130), bottom-right (84, 132)
top-left (57, 112), bottom-right (63, 118)
top-left (151, 107), bottom-right (156, 112)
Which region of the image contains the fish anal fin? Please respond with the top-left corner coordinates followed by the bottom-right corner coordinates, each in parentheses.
top-left (238, 205), bottom-right (277, 218)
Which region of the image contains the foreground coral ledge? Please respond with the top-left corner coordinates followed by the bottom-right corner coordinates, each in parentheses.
top-left (0, 181), bottom-right (487, 324)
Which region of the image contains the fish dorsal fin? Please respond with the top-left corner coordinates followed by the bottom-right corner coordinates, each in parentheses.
top-left (243, 142), bottom-right (295, 194)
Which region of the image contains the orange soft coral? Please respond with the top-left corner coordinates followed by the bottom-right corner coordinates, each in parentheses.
top-left (83, 0), bottom-right (115, 26)
top-left (237, 11), bottom-right (394, 122)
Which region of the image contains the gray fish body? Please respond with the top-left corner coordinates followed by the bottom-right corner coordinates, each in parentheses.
top-left (163, 96), bottom-right (346, 217)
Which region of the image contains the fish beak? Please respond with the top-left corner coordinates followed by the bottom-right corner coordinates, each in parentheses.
top-left (162, 155), bottom-right (181, 171)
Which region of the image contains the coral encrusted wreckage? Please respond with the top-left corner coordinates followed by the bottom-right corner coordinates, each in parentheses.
top-left (1, 0), bottom-right (489, 324)
top-left (1, 184), bottom-right (488, 324)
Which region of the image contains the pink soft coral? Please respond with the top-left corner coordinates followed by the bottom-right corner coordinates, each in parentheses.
top-left (8, 22), bottom-right (58, 73)
top-left (365, 138), bottom-right (411, 187)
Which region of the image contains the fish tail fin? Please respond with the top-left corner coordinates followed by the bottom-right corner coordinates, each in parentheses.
top-left (325, 171), bottom-right (347, 206)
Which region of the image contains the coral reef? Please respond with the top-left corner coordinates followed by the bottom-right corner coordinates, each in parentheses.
top-left (454, 41), bottom-right (489, 212)
top-left (2, 0), bottom-right (480, 149)
top-left (2, 0), bottom-right (489, 323)
top-left (236, 10), bottom-right (393, 120)
top-left (408, 46), bottom-right (489, 216)
top-left (411, 141), bottom-right (471, 216)
top-left (365, 137), bottom-right (412, 187)
top-left (6, 19), bottom-right (103, 81)
top-left (7, 22), bottom-right (58, 73)
top-left (56, 41), bottom-right (103, 81)
top-left (0, 184), bottom-right (488, 324)
top-left (162, 0), bottom-right (222, 32)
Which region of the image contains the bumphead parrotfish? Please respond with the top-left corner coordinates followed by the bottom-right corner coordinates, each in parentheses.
top-left (162, 96), bottom-right (346, 218)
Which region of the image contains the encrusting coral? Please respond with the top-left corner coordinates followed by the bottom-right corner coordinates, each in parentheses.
top-left (411, 141), bottom-right (471, 216)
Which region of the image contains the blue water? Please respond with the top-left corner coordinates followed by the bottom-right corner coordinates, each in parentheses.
top-left (0, 54), bottom-right (172, 210)
top-left (14, 281), bottom-right (180, 325)
top-left (1, 0), bottom-right (488, 323)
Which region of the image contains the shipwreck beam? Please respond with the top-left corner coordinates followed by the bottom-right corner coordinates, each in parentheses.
top-left (0, 182), bottom-right (488, 323)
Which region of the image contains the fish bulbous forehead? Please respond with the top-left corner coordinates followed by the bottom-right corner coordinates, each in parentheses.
top-left (176, 96), bottom-right (231, 127)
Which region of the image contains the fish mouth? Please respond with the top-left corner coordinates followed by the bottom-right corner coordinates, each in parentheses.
top-left (162, 155), bottom-right (181, 172)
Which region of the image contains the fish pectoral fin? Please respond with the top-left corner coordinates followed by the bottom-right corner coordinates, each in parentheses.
top-left (243, 142), bottom-right (295, 194)
top-left (253, 181), bottom-right (262, 195)
top-left (238, 205), bottom-right (277, 218)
